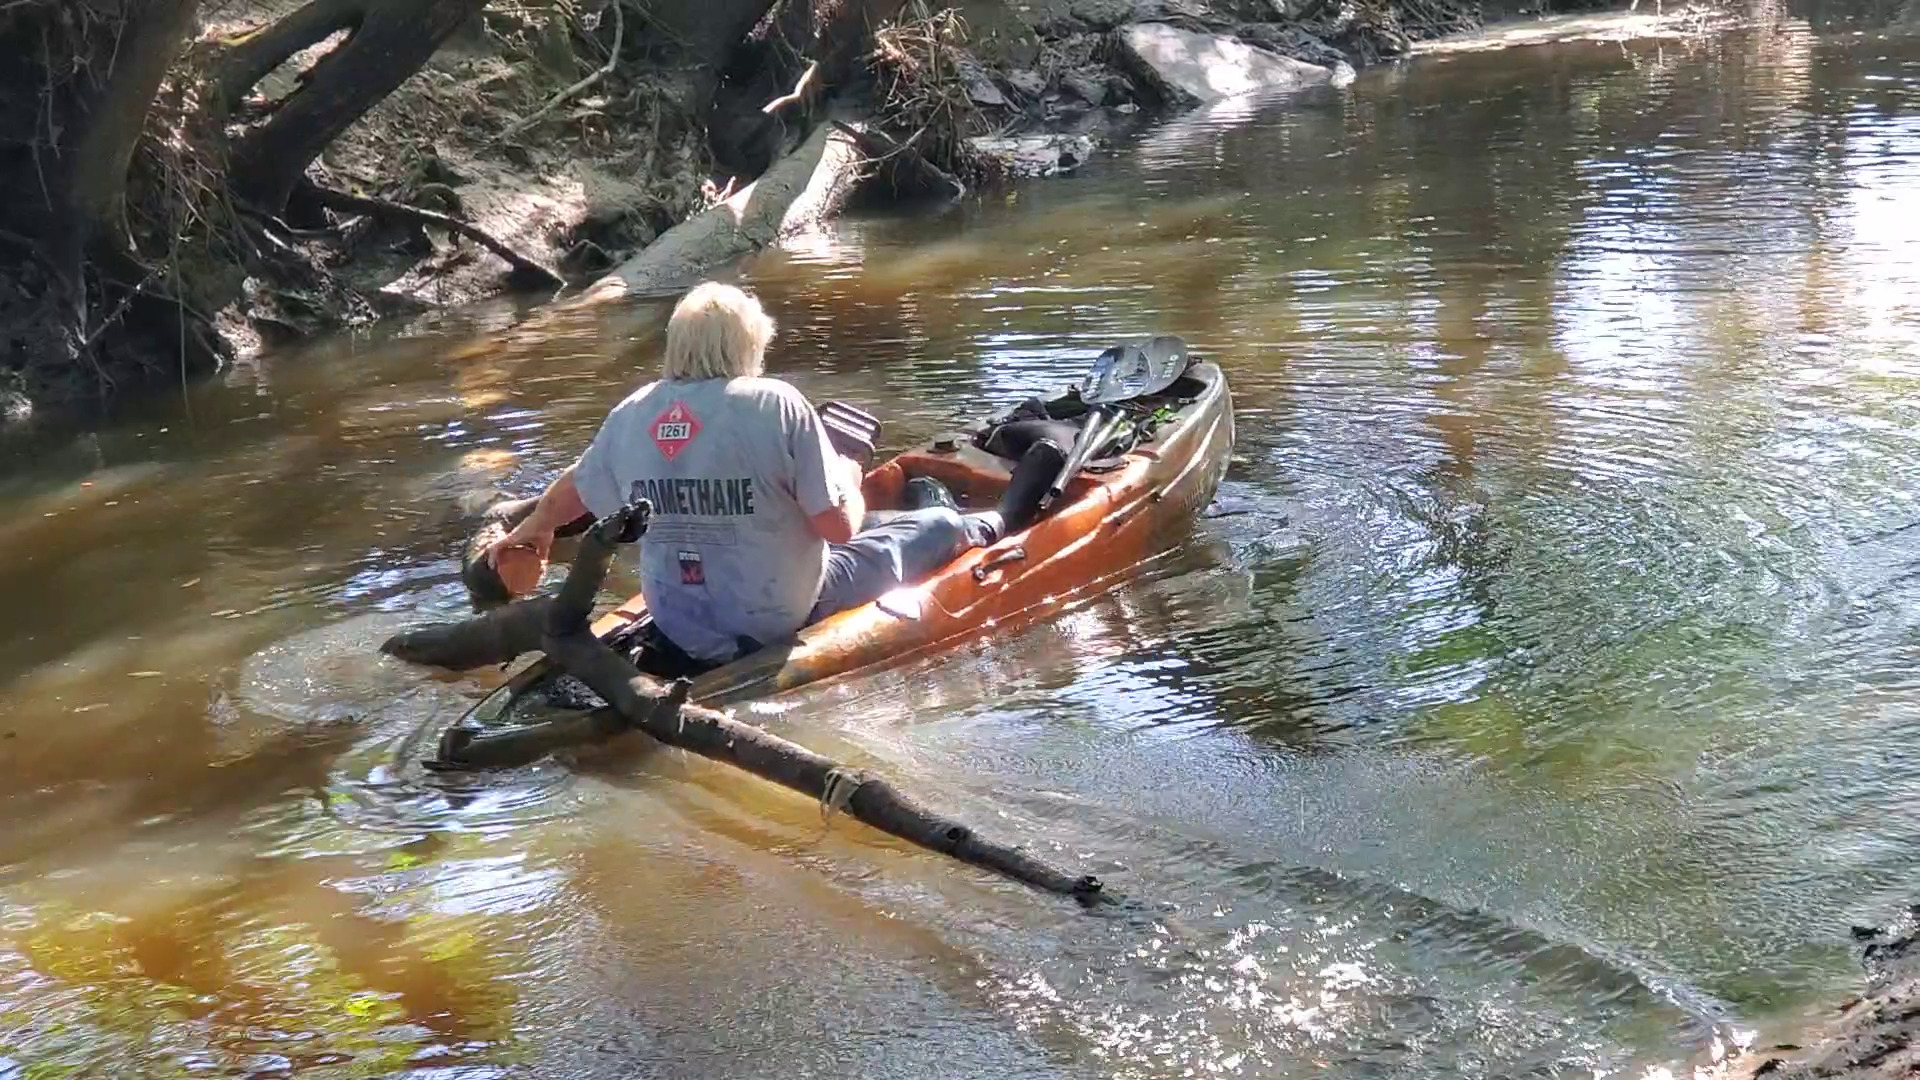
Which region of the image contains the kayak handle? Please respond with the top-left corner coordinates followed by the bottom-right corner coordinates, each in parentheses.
top-left (973, 545), bottom-right (1027, 582)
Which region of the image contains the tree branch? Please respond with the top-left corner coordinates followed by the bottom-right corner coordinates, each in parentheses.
top-left (499, 0), bottom-right (622, 141)
top-left (222, 0), bottom-right (492, 213)
top-left (306, 184), bottom-right (565, 289)
top-left (762, 59), bottom-right (819, 115)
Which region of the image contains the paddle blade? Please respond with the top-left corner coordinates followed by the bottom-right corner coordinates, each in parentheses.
top-left (1082, 335), bottom-right (1190, 405)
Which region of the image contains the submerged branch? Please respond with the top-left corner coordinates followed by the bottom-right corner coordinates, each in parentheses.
top-left (381, 501), bottom-right (1108, 906)
top-left (831, 119), bottom-right (965, 200)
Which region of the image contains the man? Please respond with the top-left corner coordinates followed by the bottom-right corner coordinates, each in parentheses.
top-left (483, 281), bottom-right (1002, 667)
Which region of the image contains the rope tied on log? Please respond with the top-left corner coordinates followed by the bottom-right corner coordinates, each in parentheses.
top-left (380, 499), bottom-right (1112, 907)
top-left (820, 766), bottom-right (867, 821)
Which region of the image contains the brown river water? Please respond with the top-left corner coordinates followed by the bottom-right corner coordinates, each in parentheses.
top-left (7, 7), bottom-right (1920, 1077)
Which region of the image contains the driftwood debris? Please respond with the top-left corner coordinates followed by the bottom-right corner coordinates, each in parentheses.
top-left (832, 120), bottom-right (967, 202)
top-left (381, 500), bottom-right (1109, 906)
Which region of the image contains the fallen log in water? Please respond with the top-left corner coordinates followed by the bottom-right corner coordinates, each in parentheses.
top-left (576, 115), bottom-right (872, 303)
top-left (381, 501), bottom-right (1108, 906)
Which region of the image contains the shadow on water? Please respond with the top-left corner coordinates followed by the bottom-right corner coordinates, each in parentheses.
top-left (8, 4), bottom-right (1920, 1076)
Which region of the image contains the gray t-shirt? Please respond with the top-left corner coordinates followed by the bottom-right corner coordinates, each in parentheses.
top-left (573, 375), bottom-right (851, 661)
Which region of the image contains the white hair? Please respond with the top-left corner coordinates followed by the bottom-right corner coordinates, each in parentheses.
top-left (661, 282), bottom-right (775, 380)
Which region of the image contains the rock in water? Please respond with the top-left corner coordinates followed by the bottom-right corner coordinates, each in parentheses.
top-left (967, 133), bottom-right (1099, 177)
top-left (1062, 71), bottom-right (1110, 105)
top-left (1006, 68), bottom-right (1048, 98)
top-left (956, 51), bottom-right (1010, 108)
top-left (1112, 23), bottom-right (1333, 109)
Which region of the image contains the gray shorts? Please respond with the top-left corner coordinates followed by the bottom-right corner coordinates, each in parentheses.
top-left (809, 508), bottom-right (973, 624)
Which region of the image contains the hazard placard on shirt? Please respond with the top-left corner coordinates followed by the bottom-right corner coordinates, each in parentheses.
top-left (652, 401), bottom-right (703, 462)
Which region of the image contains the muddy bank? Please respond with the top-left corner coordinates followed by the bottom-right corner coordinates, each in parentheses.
top-left (1, 0), bottom-right (1503, 424)
top-left (1686, 912), bottom-right (1920, 1080)
top-left (5, 0), bottom-right (1701, 424)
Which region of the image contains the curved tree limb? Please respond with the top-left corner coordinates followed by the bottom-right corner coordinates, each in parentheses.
top-left (222, 0), bottom-right (493, 214)
top-left (212, 0), bottom-right (367, 116)
top-left (306, 184), bottom-right (566, 289)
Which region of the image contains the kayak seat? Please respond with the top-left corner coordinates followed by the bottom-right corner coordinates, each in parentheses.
top-left (976, 409), bottom-right (1135, 474)
top-left (972, 361), bottom-right (1209, 468)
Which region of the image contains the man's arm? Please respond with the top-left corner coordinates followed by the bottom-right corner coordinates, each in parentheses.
top-left (484, 464), bottom-right (591, 567)
top-left (807, 455), bottom-right (866, 544)
top-left (786, 386), bottom-right (866, 544)
top-left (487, 397), bottom-right (632, 568)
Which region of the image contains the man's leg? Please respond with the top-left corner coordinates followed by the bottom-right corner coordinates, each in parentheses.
top-left (809, 508), bottom-right (974, 624)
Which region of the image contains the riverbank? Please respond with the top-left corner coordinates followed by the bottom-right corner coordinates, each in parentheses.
top-left (1691, 914), bottom-right (1920, 1080)
top-left (4, 0), bottom-right (1669, 424)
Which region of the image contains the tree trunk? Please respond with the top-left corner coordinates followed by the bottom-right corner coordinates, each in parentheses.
top-left (218, 0), bottom-right (492, 214)
top-left (212, 0), bottom-right (366, 114)
top-left (70, 0), bottom-right (202, 246)
top-left (0, 0), bottom-right (198, 281)
top-left (579, 115), bottom-right (871, 302)
top-left (0, 0), bottom-right (206, 407)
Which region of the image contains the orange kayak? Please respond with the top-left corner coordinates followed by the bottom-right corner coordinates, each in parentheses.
top-left (463, 355), bottom-right (1233, 726)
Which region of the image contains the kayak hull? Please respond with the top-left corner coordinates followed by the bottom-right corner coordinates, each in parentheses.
top-left (470, 358), bottom-right (1234, 723)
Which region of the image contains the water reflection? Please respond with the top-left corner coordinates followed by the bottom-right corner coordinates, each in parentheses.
top-left (5, 9), bottom-right (1920, 1078)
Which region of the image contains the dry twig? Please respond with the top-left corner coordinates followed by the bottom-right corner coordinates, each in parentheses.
top-left (499, 0), bottom-right (624, 140)
top-left (868, 2), bottom-right (990, 183)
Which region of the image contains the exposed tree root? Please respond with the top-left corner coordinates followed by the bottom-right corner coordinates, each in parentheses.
top-left (498, 0), bottom-right (625, 141)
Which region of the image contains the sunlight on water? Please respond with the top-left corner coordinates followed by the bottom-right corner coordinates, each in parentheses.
top-left (4, 10), bottom-right (1920, 1078)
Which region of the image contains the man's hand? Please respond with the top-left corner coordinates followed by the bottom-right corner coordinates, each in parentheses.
top-left (483, 464), bottom-right (590, 572)
top-left (484, 513), bottom-right (554, 569)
